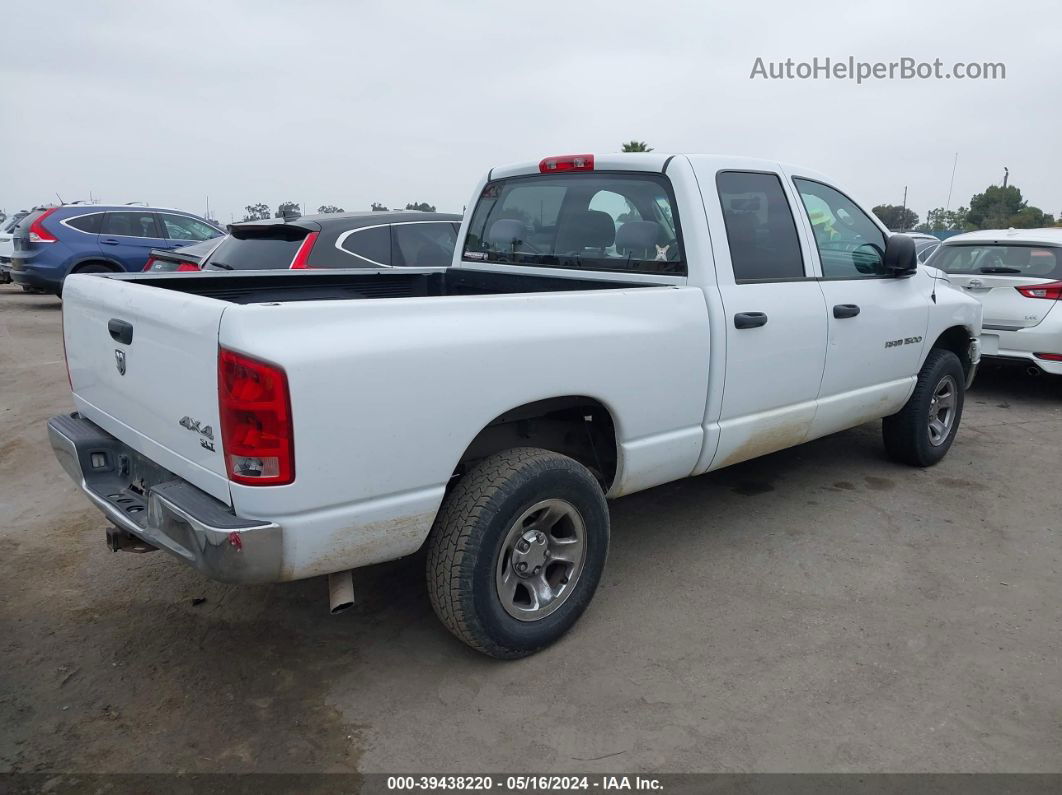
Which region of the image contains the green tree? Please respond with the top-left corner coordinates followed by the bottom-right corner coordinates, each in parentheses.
top-left (370, 202), bottom-right (389, 212)
top-left (915, 207), bottom-right (972, 233)
top-left (966, 184), bottom-right (1053, 229)
top-left (275, 201), bottom-right (301, 219)
top-left (242, 203), bottom-right (270, 221)
top-left (621, 140), bottom-right (653, 152)
top-left (404, 202), bottom-right (436, 212)
top-left (317, 205), bottom-right (344, 214)
top-left (872, 204), bottom-right (919, 231)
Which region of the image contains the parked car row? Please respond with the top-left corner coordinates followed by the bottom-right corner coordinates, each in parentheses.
top-left (2, 200), bottom-right (465, 295)
top-left (925, 228), bottom-right (1062, 376)
top-left (6, 204), bottom-right (224, 295)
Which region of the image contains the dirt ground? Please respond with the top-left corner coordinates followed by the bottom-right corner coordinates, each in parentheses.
top-left (1, 282), bottom-right (1060, 775)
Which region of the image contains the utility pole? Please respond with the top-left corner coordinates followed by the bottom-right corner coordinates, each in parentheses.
top-left (945, 152), bottom-right (959, 211)
top-left (1002, 167), bottom-right (1009, 188)
top-left (900, 186), bottom-right (908, 231)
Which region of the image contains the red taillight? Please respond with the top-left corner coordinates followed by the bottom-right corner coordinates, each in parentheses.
top-left (289, 232), bottom-right (319, 269)
top-left (1016, 281), bottom-right (1062, 300)
top-left (29, 207), bottom-right (59, 243)
top-left (176, 262), bottom-right (200, 272)
top-left (539, 154), bottom-right (595, 173)
top-left (218, 348), bottom-right (294, 486)
top-left (142, 258), bottom-right (157, 271)
top-left (1034, 352), bottom-right (1062, 361)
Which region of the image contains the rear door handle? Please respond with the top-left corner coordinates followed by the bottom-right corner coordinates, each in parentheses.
top-left (833, 304), bottom-right (861, 319)
top-left (108, 319), bottom-right (133, 345)
top-left (734, 311), bottom-right (768, 329)
top-left (101, 238), bottom-right (120, 246)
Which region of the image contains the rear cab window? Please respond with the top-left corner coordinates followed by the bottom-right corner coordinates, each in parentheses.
top-left (932, 245), bottom-right (1062, 279)
top-left (463, 172), bottom-right (684, 275)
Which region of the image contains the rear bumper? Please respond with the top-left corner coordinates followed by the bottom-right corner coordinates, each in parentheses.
top-left (981, 325), bottom-right (1062, 375)
top-left (48, 413), bottom-right (284, 583)
top-left (11, 264), bottom-right (62, 292)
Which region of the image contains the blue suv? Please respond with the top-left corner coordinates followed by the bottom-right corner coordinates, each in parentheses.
top-left (10, 204), bottom-right (223, 295)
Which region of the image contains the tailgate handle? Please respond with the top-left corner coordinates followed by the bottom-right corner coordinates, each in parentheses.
top-left (108, 319), bottom-right (133, 345)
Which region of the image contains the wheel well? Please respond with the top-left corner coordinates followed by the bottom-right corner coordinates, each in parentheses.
top-left (453, 397), bottom-right (618, 490)
top-left (72, 260), bottom-right (121, 273)
top-left (931, 325), bottom-right (974, 376)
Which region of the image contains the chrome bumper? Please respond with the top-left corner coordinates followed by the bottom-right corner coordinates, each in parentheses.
top-left (48, 413), bottom-right (283, 583)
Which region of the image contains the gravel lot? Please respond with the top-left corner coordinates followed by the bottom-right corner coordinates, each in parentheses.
top-left (1, 282), bottom-right (1060, 775)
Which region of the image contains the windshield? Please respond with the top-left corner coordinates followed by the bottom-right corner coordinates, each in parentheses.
top-left (463, 172), bottom-right (684, 275)
top-left (2, 214), bottom-right (27, 233)
top-left (933, 244), bottom-right (1062, 279)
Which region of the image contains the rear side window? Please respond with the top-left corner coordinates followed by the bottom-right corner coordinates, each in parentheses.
top-left (101, 211), bottom-right (161, 238)
top-left (391, 222), bottom-right (458, 267)
top-left (206, 229), bottom-right (307, 270)
top-left (463, 172), bottom-right (684, 275)
top-left (338, 226), bottom-right (390, 266)
top-left (716, 171), bottom-right (805, 281)
top-left (793, 179), bottom-right (887, 279)
top-left (932, 245), bottom-right (1062, 279)
top-left (64, 213), bottom-right (104, 234)
top-left (159, 213), bottom-right (220, 242)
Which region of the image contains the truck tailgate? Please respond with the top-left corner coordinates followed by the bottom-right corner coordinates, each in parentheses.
top-left (62, 274), bottom-right (232, 504)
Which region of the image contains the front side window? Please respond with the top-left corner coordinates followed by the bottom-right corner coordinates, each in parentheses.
top-left (932, 244), bottom-right (1062, 279)
top-left (716, 171), bottom-right (805, 281)
top-left (339, 225), bottom-right (391, 265)
top-left (160, 214), bottom-right (220, 242)
top-left (391, 222), bottom-right (457, 267)
top-left (793, 179), bottom-right (887, 278)
top-left (463, 173), bottom-right (684, 275)
top-left (100, 211), bottom-right (160, 238)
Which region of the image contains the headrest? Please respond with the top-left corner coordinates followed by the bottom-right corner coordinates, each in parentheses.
top-left (560, 210), bottom-right (616, 249)
top-left (487, 218), bottom-right (528, 247)
top-left (615, 220), bottom-right (660, 252)
top-left (726, 212), bottom-right (758, 243)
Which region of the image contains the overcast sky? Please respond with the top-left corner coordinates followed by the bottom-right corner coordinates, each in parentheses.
top-left (2, 0), bottom-right (1058, 225)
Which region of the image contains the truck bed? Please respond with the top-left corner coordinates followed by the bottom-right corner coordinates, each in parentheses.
top-left (101, 268), bottom-right (655, 305)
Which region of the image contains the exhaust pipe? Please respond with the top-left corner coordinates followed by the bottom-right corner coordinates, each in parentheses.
top-left (1027, 366), bottom-right (1042, 377)
top-left (328, 570), bottom-right (355, 614)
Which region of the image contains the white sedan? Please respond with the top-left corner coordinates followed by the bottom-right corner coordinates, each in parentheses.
top-left (931, 228), bottom-right (1062, 376)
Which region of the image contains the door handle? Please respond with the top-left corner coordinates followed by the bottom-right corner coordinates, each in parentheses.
top-left (734, 311), bottom-right (768, 329)
top-left (108, 318), bottom-right (133, 345)
top-left (101, 238), bottom-right (120, 246)
top-left (833, 304), bottom-right (861, 319)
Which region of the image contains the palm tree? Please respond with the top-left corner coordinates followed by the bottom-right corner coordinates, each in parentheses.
top-left (621, 141), bottom-right (653, 152)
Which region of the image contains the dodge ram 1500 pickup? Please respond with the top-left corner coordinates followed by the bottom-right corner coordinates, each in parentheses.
top-left (49, 152), bottom-right (982, 658)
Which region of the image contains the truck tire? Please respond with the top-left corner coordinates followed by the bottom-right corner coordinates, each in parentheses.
top-left (882, 348), bottom-right (965, 467)
top-left (426, 447), bottom-right (609, 659)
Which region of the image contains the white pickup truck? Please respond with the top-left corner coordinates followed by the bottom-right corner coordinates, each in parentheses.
top-left (50, 153), bottom-right (982, 658)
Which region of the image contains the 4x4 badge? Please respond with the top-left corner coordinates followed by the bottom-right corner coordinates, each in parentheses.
top-left (115, 349), bottom-right (126, 376)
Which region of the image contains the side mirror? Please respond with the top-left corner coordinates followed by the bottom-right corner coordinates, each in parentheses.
top-left (882, 234), bottom-right (918, 277)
